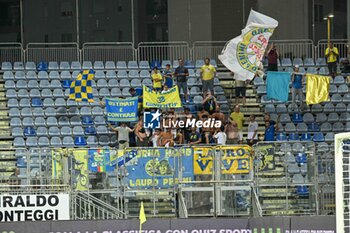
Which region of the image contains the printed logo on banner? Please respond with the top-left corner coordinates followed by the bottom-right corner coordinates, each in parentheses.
top-left (144, 110), bottom-right (161, 129)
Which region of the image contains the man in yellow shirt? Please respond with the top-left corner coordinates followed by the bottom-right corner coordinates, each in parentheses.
top-left (229, 105), bottom-right (244, 144)
top-left (151, 67), bottom-right (163, 92)
top-left (325, 43), bottom-right (339, 77)
top-left (200, 58), bottom-right (216, 95)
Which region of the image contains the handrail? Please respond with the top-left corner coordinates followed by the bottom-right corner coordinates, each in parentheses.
top-left (74, 191), bottom-right (126, 218)
top-left (252, 186), bottom-right (263, 217)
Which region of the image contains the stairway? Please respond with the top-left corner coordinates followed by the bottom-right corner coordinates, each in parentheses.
top-left (72, 191), bottom-right (126, 220)
top-left (0, 75), bottom-right (16, 182)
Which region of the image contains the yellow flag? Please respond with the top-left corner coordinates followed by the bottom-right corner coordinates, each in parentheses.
top-left (139, 201), bottom-right (147, 231)
top-left (305, 74), bottom-right (330, 105)
top-left (143, 85), bottom-right (182, 108)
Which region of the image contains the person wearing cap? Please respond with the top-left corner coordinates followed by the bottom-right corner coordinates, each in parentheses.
top-left (151, 67), bottom-right (163, 92)
top-left (291, 65), bottom-right (305, 111)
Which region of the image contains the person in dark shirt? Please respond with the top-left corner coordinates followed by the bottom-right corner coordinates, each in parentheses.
top-left (188, 127), bottom-right (202, 145)
top-left (8, 168), bottom-right (20, 190)
top-left (266, 43), bottom-right (279, 71)
top-left (163, 64), bottom-right (174, 88)
top-left (202, 92), bottom-right (218, 115)
top-left (174, 58), bottom-right (189, 103)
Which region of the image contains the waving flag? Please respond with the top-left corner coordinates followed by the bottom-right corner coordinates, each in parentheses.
top-left (69, 69), bottom-right (95, 102)
top-left (306, 74), bottom-right (330, 105)
top-left (219, 10), bottom-right (278, 81)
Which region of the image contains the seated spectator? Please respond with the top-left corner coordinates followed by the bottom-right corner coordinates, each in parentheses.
top-left (247, 115), bottom-right (258, 146)
top-left (202, 92), bottom-right (218, 115)
top-left (188, 128), bottom-right (202, 145)
top-left (197, 107), bottom-right (210, 121)
top-left (8, 168), bottom-right (20, 190)
top-left (225, 120), bottom-right (239, 144)
top-left (157, 128), bottom-right (174, 147)
top-left (182, 107), bottom-right (193, 143)
top-left (161, 84), bottom-right (169, 93)
top-left (214, 126), bottom-right (227, 145)
top-left (174, 129), bottom-right (184, 145)
top-left (163, 64), bottom-right (174, 88)
top-left (151, 67), bottom-right (163, 92)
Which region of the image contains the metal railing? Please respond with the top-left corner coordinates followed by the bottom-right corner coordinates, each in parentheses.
top-left (25, 42), bottom-right (80, 63)
top-left (0, 39), bottom-right (348, 65)
top-left (0, 43), bottom-right (24, 63)
top-left (72, 191), bottom-right (126, 220)
top-left (317, 39), bottom-right (349, 59)
top-left (270, 39), bottom-right (315, 59)
top-left (137, 41), bottom-right (190, 62)
top-left (82, 42), bottom-right (135, 62)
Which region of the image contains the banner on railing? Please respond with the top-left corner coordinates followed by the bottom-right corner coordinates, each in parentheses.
top-left (0, 194), bottom-right (69, 222)
top-left (105, 97), bottom-right (139, 122)
top-left (88, 149), bottom-right (119, 173)
top-left (143, 85), bottom-right (182, 108)
top-left (255, 143), bottom-right (276, 171)
top-left (193, 146), bottom-right (252, 175)
top-left (70, 149), bottom-right (88, 191)
top-left (125, 148), bottom-right (193, 188)
top-left (51, 149), bottom-right (65, 180)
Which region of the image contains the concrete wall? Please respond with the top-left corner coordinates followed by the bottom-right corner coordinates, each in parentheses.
top-left (168, 0), bottom-right (212, 44)
top-left (256, 0), bottom-right (310, 40)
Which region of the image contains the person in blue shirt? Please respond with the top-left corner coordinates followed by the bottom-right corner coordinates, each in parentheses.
top-left (264, 115), bottom-right (280, 141)
top-left (291, 65), bottom-right (305, 111)
top-left (163, 64), bottom-right (173, 88)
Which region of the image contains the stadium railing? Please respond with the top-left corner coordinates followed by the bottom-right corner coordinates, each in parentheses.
top-left (0, 39), bottom-right (347, 65)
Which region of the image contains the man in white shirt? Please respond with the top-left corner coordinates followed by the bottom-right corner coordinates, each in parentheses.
top-left (247, 115), bottom-right (258, 146)
top-left (108, 122), bottom-right (134, 149)
top-left (214, 126), bottom-right (227, 145)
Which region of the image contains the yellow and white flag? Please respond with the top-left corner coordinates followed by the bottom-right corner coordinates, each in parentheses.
top-left (306, 74), bottom-right (330, 105)
top-left (219, 10), bottom-right (278, 81)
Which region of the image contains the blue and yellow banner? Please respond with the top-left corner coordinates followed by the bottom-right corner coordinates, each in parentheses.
top-left (193, 146), bottom-right (252, 175)
top-left (125, 148), bottom-right (193, 188)
top-left (69, 69), bottom-right (94, 102)
top-left (71, 149), bottom-right (88, 191)
top-left (88, 149), bottom-right (118, 173)
top-left (143, 85), bottom-right (182, 109)
top-left (106, 97), bottom-right (139, 122)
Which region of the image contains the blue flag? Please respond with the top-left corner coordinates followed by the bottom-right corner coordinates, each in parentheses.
top-left (106, 97), bottom-right (138, 122)
top-left (266, 71), bottom-right (291, 102)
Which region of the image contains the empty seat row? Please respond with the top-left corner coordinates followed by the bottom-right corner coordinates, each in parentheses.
top-left (10, 115), bottom-right (106, 127)
top-left (9, 106), bottom-right (105, 117)
top-left (271, 112), bottom-right (350, 124)
top-left (13, 135), bottom-right (114, 147)
top-left (262, 57), bottom-right (328, 67)
top-left (274, 132), bottom-right (329, 142)
top-left (2, 59), bottom-right (218, 71)
top-left (264, 102), bottom-right (349, 113)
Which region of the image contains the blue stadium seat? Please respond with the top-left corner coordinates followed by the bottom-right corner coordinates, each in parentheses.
top-left (184, 60), bottom-right (195, 69)
top-left (292, 113), bottom-right (303, 123)
top-left (62, 79), bottom-right (72, 88)
top-left (85, 126), bottom-right (96, 135)
top-left (289, 133), bottom-right (299, 141)
top-left (75, 136), bottom-right (87, 146)
top-left (276, 132), bottom-right (287, 141)
top-left (150, 60), bottom-right (161, 69)
top-left (37, 61), bottom-right (48, 71)
top-left (307, 122), bottom-right (320, 132)
top-left (296, 152), bottom-right (307, 164)
top-left (313, 132), bottom-right (325, 142)
top-left (82, 116), bottom-right (93, 125)
top-left (32, 98), bottom-right (43, 107)
top-left (296, 186), bottom-right (309, 196)
top-left (23, 127), bottom-right (36, 137)
top-left (301, 133), bottom-right (312, 141)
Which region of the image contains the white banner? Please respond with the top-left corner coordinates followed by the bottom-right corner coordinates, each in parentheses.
top-left (218, 10), bottom-right (278, 81)
top-left (0, 194), bottom-right (70, 221)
